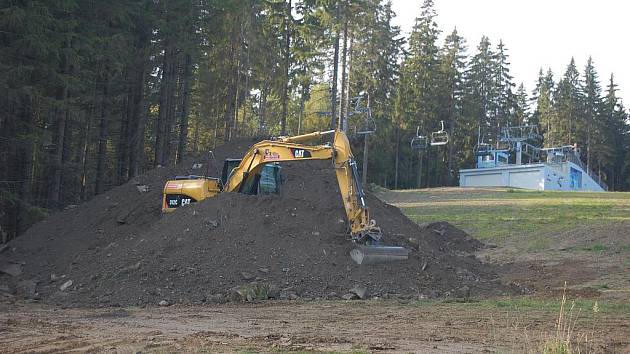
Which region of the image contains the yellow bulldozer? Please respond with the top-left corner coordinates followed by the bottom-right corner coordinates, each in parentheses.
top-left (162, 129), bottom-right (408, 265)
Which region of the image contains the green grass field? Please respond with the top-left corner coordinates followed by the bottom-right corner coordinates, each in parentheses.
top-left (377, 188), bottom-right (630, 245)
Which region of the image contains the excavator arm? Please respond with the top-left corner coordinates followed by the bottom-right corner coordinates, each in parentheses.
top-left (225, 130), bottom-right (398, 249)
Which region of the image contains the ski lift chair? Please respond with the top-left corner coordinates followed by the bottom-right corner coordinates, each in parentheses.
top-left (355, 114), bottom-right (376, 135)
top-left (474, 142), bottom-right (492, 156)
top-left (351, 96), bottom-right (376, 135)
top-left (410, 127), bottom-right (428, 149)
top-left (430, 120), bottom-right (449, 146)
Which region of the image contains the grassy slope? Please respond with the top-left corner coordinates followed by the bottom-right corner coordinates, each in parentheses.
top-left (377, 187), bottom-right (630, 299)
top-left (376, 188), bottom-right (630, 249)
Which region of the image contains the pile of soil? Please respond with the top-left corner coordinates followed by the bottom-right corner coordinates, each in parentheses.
top-left (1, 138), bottom-right (508, 307)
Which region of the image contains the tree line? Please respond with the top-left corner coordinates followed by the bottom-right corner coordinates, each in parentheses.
top-left (1, 0), bottom-right (628, 241)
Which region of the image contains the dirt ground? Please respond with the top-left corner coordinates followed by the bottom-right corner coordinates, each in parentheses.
top-left (2, 300), bottom-right (628, 353)
top-left (2, 172), bottom-right (629, 352)
top-left (479, 221), bottom-right (630, 301)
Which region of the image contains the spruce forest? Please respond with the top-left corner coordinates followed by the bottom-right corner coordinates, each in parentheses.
top-left (1, 0), bottom-right (629, 240)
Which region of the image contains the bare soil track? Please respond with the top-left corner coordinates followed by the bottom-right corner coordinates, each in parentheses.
top-left (1, 301), bottom-right (628, 353)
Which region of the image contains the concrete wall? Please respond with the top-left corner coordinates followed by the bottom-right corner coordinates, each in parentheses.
top-left (459, 162), bottom-right (605, 192)
top-left (460, 164), bottom-right (545, 190)
top-left (542, 162), bottom-right (605, 192)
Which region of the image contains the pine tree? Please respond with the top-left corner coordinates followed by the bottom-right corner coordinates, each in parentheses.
top-left (438, 28), bottom-right (467, 185)
top-left (399, 0), bottom-right (441, 187)
top-left (553, 58), bottom-right (582, 145)
top-left (601, 74), bottom-right (628, 189)
top-left (493, 40), bottom-right (516, 128)
top-left (464, 36), bottom-right (496, 146)
top-left (514, 83), bottom-right (530, 125)
top-left (580, 57), bottom-right (603, 170)
top-left (531, 68), bottom-right (555, 144)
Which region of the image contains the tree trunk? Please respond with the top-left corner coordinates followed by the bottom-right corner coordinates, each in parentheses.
top-left (95, 76), bottom-right (110, 195)
top-left (259, 88), bottom-right (268, 134)
top-left (447, 96), bottom-right (455, 185)
top-left (298, 85), bottom-right (307, 135)
top-left (117, 77), bottom-right (131, 185)
top-left (330, 2), bottom-right (341, 130)
top-left (50, 54), bottom-right (70, 208)
top-left (224, 33), bottom-right (237, 140)
top-left (177, 53), bottom-right (193, 164)
top-left (338, 13), bottom-right (349, 131)
top-left (417, 151), bottom-right (423, 189)
top-left (80, 107), bottom-right (92, 200)
top-left (20, 94), bottom-right (34, 203)
top-left (129, 63), bottom-right (148, 177)
top-left (155, 41), bottom-right (175, 167)
top-left (586, 124), bottom-right (591, 170)
top-left (163, 56), bottom-right (181, 165)
top-left (362, 135), bottom-right (369, 187)
top-left (280, 0), bottom-right (292, 135)
top-left (192, 118), bottom-right (200, 153)
top-left (342, 32), bottom-right (353, 132)
top-left (233, 50), bottom-right (241, 139)
top-left (394, 125), bottom-right (400, 189)
top-left (238, 40), bottom-right (251, 137)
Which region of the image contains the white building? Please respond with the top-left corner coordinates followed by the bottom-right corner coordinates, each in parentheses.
top-left (459, 161), bottom-right (606, 192)
top-left (459, 132), bottom-right (607, 192)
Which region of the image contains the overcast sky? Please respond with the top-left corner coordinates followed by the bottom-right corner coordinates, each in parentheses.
top-left (390, 0), bottom-right (629, 104)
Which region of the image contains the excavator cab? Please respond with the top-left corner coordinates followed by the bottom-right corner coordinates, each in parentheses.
top-left (221, 159), bottom-right (281, 195)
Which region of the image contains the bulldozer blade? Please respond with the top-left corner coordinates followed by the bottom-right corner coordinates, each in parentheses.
top-left (350, 245), bottom-right (409, 265)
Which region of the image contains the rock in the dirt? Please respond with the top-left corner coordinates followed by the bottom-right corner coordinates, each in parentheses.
top-left (204, 218), bottom-right (219, 229)
top-left (125, 261), bottom-right (142, 272)
top-left (455, 285), bottom-right (471, 299)
top-left (136, 185), bottom-right (149, 193)
top-left (240, 271), bottom-right (255, 281)
top-left (326, 292), bottom-right (339, 300)
top-left (206, 293), bottom-right (227, 304)
top-left (0, 284), bottom-right (14, 295)
top-left (258, 267), bottom-right (269, 274)
top-left (267, 285), bottom-right (280, 299)
top-left (433, 228), bottom-right (446, 236)
top-left (417, 222), bottom-right (430, 229)
top-left (17, 280), bottom-right (37, 297)
top-left (59, 280), bottom-right (73, 291)
top-left (349, 284), bottom-right (368, 299)
top-left (49, 291), bottom-right (69, 303)
top-left (0, 263), bottom-right (22, 277)
top-left (158, 300), bottom-right (170, 306)
top-left (341, 293), bottom-right (358, 300)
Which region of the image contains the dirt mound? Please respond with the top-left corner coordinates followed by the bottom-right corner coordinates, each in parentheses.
top-left (1, 139), bottom-right (507, 307)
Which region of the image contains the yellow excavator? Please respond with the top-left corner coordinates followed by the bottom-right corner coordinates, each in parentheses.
top-left (162, 129), bottom-right (408, 265)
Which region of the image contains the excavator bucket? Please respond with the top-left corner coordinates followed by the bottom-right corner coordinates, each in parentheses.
top-left (350, 245), bottom-right (409, 265)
